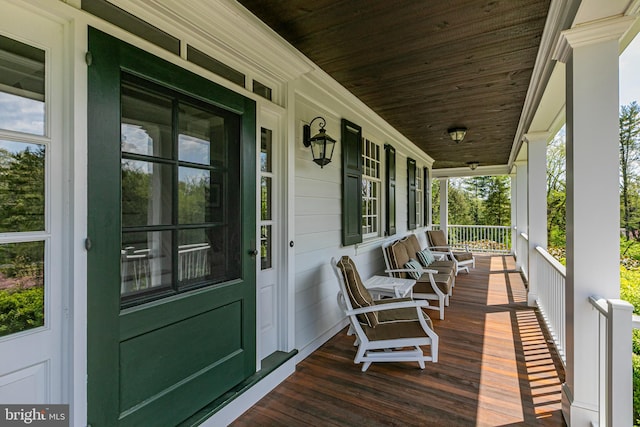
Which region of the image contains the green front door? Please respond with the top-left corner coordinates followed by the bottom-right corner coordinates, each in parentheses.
top-left (87, 28), bottom-right (256, 426)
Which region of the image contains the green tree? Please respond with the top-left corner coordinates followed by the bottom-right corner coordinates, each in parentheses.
top-left (620, 101), bottom-right (640, 240)
top-left (547, 130), bottom-right (567, 247)
top-left (448, 183), bottom-right (474, 225)
top-left (482, 176), bottom-right (511, 225)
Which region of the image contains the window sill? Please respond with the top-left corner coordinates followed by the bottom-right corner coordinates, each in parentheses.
top-left (354, 236), bottom-right (388, 255)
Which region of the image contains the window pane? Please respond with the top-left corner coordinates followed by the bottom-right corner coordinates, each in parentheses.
top-left (122, 160), bottom-right (173, 227)
top-left (178, 227), bottom-right (240, 286)
top-left (179, 167), bottom-right (223, 224)
top-left (179, 103), bottom-right (227, 167)
top-left (261, 128), bottom-right (272, 172)
top-left (0, 35), bottom-right (45, 136)
top-left (0, 241), bottom-right (44, 337)
top-left (260, 225), bottom-right (272, 270)
top-left (261, 177), bottom-right (271, 221)
top-left (121, 83), bottom-right (173, 158)
top-left (0, 140), bottom-right (45, 232)
top-left (121, 231), bottom-right (172, 300)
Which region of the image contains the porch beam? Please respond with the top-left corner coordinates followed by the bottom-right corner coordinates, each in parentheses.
top-left (524, 132), bottom-right (550, 307)
top-left (556, 16), bottom-right (631, 426)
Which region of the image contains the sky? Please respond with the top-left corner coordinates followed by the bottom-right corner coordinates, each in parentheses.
top-left (620, 33), bottom-right (640, 107)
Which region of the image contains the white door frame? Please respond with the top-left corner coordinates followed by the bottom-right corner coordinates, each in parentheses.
top-left (256, 101), bottom-right (289, 366)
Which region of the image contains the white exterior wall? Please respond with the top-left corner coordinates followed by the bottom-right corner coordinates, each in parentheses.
top-left (291, 80), bottom-right (432, 357)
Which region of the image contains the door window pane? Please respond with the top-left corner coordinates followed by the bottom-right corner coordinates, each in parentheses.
top-left (261, 177), bottom-right (271, 221)
top-left (178, 227), bottom-right (240, 286)
top-left (179, 168), bottom-right (224, 224)
top-left (179, 103), bottom-right (227, 167)
top-left (0, 241), bottom-right (44, 337)
top-left (121, 84), bottom-right (173, 158)
top-left (261, 128), bottom-right (272, 172)
top-left (120, 76), bottom-right (241, 306)
top-left (260, 225), bottom-right (272, 270)
top-left (0, 35), bottom-right (45, 136)
top-left (121, 160), bottom-right (173, 227)
top-left (121, 231), bottom-right (172, 300)
top-left (0, 140), bottom-right (45, 232)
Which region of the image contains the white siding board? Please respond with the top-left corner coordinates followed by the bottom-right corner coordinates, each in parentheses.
top-left (295, 176), bottom-right (340, 198)
top-left (294, 214), bottom-right (340, 234)
top-left (295, 196), bottom-right (341, 215)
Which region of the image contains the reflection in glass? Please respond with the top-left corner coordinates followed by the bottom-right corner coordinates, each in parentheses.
top-left (121, 231), bottom-right (172, 300)
top-left (122, 160), bottom-right (173, 227)
top-left (179, 168), bottom-right (224, 224)
top-left (121, 83), bottom-right (173, 158)
top-left (0, 241), bottom-right (45, 337)
top-left (0, 140), bottom-right (45, 232)
top-left (261, 128), bottom-right (272, 172)
top-left (260, 225), bottom-right (272, 270)
top-left (0, 35), bottom-right (45, 136)
top-left (261, 177), bottom-right (271, 221)
top-left (178, 227), bottom-right (240, 286)
top-left (179, 103), bottom-right (226, 167)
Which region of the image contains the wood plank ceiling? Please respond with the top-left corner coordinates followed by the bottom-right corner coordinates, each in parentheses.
top-left (237, 0), bottom-right (551, 170)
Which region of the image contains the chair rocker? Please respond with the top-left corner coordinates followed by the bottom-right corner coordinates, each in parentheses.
top-left (332, 256), bottom-right (438, 372)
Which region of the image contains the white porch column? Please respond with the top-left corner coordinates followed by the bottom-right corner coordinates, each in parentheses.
top-left (439, 178), bottom-right (448, 236)
top-left (554, 17), bottom-right (633, 426)
top-left (525, 132), bottom-right (550, 307)
top-left (509, 172), bottom-right (517, 255)
top-left (514, 161), bottom-right (528, 273)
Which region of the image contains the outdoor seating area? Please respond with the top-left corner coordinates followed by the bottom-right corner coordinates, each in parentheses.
top-left (233, 254), bottom-right (566, 426)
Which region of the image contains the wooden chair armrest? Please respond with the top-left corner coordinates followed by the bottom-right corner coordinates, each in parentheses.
top-left (347, 300), bottom-right (429, 315)
top-left (385, 268), bottom-right (438, 275)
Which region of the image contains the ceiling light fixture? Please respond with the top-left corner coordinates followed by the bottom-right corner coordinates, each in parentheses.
top-left (467, 161), bottom-right (479, 171)
top-left (447, 127), bottom-right (467, 144)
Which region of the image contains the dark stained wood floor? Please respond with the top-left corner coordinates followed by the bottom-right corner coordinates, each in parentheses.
top-left (233, 255), bottom-right (566, 426)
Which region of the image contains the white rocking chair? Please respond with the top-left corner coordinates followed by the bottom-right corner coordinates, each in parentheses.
top-left (331, 256), bottom-right (439, 372)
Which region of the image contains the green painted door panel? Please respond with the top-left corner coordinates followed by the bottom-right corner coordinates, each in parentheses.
top-left (87, 28), bottom-right (256, 426)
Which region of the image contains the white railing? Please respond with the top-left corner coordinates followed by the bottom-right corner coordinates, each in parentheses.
top-left (177, 243), bottom-right (211, 281)
top-left (588, 296), bottom-right (633, 427)
top-left (121, 243), bottom-right (211, 293)
top-left (517, 232), bottom-right (528, 280)
top-left (431, 224), bottom-right (512, 254)
top-left (535, 246), bottom-right (566, 364)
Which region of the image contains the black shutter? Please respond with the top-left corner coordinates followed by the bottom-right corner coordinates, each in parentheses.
top-left (423, 166), bottom-right (430, 227)
top-left (407, 157), bottom-right (417, 230)
top-left (341, 119), bottom-right (363, 246)
top-left (385, 144), bottom-right (396, 236)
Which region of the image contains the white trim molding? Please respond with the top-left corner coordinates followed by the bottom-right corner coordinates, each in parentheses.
top-left (553, 15), bottom-right (637, 63)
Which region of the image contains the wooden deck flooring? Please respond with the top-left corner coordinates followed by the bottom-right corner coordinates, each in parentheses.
top-left (233, 255), bottom-right (566, 426)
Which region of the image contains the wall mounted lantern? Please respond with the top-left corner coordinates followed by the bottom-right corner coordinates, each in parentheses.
top-left (303, 116), bottom-right (336, 168)
top-left (447, 127), bottom-right (467, 144)
top-left (467, 161), bottom-right (479, 171)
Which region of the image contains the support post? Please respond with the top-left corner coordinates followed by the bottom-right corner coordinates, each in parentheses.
top-left (515, 161), bottom-right (528, 274)
top-left (509, 172), bottom-right (517, 255)
top-left (525, 132), bottom-right (550, 307)
top-left (439, 178), bottom-right (448, 237)
top-left (554, 16), bottom-right (633, 425)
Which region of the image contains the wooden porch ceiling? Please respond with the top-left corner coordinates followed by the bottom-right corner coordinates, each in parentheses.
top-left (233, 255), bottom-right (566, 425)
top-left (237, 0), bottom-right (551, 170)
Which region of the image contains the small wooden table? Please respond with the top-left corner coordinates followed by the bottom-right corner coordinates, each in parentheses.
top-left (364, 275), bottom-right (415, 299)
